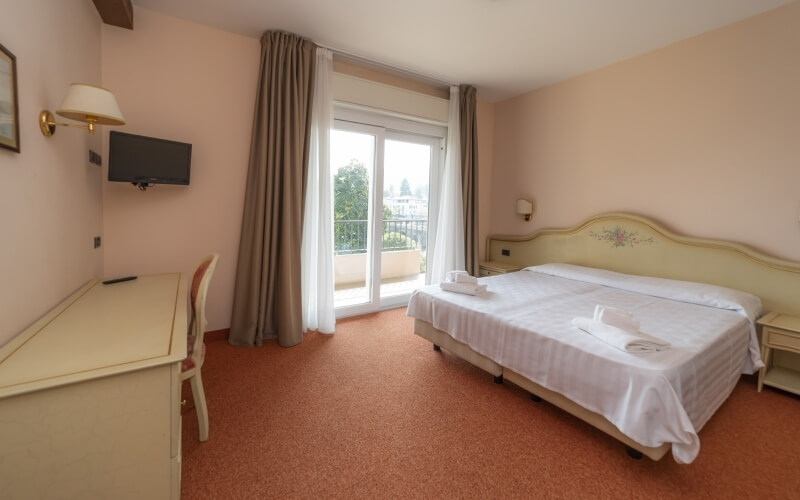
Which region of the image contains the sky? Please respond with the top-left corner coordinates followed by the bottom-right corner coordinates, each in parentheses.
top-left (331, 129), bottom-right (432, 200)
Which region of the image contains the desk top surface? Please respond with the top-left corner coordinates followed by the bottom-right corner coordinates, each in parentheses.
top-left (0, 273), bottom-right (188, 398)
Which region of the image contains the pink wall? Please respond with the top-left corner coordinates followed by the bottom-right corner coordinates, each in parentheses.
top-left (101, 8), bottom-right (260, 331)
top-left (5, 3), bottom-right (796, 345)
top-left (490, 2), bottom-right (800, 261)
top-left (0, 1), bottom-right (104, 346)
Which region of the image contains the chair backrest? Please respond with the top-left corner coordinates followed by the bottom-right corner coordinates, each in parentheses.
top-left (189, 253), bottom-right (219, 362)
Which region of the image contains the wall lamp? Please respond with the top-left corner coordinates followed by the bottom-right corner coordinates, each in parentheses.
top-left (516, 199), bottom-right (533, 221)
top-left (39, 83), bottom-right (125, 136)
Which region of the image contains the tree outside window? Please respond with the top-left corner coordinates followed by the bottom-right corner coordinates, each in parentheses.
top-left (333, 160), bottom-right (395, 254)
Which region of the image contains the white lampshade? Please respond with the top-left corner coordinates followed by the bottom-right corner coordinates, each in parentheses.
top-left (56, 83), bottom-right (125, 125)
top-left (516, 199), bottom-right (533, 216)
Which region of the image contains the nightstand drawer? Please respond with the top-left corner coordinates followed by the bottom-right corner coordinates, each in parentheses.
top-left (764, 328), bottom-right (800, 353)
top-left (479, 268), bottom-right (503, 277)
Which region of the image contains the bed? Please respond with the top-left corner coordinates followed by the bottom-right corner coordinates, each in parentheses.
top-left (407, 213), bottom-right (800, 463)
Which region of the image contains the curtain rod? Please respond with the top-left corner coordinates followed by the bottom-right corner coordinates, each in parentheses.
top-left (315, 42), bottom-right (458, 89)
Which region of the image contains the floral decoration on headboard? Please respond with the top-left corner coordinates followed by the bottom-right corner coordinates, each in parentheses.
top-left (588, 226), bottom-right (655, 248)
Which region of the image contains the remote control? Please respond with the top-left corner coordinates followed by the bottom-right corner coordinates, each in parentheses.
top-left (102, 276), bottom-right (138, 285)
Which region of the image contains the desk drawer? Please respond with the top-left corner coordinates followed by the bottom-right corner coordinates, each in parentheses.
top-left (764, 328), bottom-right (800, 353)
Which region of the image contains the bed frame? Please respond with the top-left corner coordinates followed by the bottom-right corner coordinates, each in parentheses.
top-left (414, 213), bottom-right (800, 460)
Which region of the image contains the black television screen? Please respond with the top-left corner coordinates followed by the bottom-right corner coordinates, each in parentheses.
top-left (108, 131), bottom-right (192, 186)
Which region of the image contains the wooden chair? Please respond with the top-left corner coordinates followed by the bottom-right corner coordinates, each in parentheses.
top-left (181, 253), bottom-right (219, 442)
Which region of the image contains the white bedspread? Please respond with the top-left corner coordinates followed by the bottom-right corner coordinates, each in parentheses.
top-left (406, 264), bottom-right (762, 464)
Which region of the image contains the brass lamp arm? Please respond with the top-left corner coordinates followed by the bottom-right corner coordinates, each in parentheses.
top-left (39, 110), bottom-right (98, 136)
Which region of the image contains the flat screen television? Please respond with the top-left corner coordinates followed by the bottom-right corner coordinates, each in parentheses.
top-left (108, 131), bottom-right (192, 188)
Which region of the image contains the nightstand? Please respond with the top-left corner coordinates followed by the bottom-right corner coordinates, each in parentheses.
top-left (756, 312), bottom-right (800, 396)
top-left (478, 261), bottom-right (524, 277)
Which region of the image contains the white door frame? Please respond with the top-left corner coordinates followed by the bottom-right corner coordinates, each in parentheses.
top-left (333, 120), bottom-right (385, 319)
top-left (333, 108), bottom-right (446, 318)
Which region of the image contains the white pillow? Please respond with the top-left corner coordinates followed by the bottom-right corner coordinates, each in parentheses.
top-left (526, 263), bottom-right (762, 322)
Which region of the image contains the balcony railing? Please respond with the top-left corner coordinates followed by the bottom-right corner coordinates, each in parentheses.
top-left (334, 219), bottom-right (428, 255)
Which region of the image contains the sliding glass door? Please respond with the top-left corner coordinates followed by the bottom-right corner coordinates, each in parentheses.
top-left (331, 123), bottom-right (383, 315)
top-left (380, 134), bottom-right (438, 305)
top-left (332, 113), bottom-right (444, 317)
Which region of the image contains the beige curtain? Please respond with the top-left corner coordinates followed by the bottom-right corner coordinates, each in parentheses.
top-left (229, 31), bottom-right (316, 348)
top-left (459, 84), bottom-right (479, 276)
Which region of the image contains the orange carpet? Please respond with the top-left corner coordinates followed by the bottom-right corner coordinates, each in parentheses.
top-left (181, 307), bottom-right (800, 499)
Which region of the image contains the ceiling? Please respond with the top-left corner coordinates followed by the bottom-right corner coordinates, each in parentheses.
top-left (131, 0), bottom-right (793, 102)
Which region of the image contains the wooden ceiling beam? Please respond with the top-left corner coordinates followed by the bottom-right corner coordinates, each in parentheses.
top-left (91, 0), bottom-right (134, 30)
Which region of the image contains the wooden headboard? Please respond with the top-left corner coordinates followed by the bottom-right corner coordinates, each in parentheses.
top-left (486, 213), bottom-right (800, 316)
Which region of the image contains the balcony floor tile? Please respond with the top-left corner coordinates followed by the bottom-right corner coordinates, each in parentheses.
top-left (334, 273), bottom-right (426, 307)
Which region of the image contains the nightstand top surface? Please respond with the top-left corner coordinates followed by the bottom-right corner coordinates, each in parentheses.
top-left (480, 261), bottom-right (524, 272)
top-left (757, 311), bottom-right (800, 333)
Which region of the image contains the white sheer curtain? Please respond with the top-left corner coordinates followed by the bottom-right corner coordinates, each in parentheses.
top-left (429, 86), bottom-right (465, 284)
top-left (301, 47), bottom-right (335, 333)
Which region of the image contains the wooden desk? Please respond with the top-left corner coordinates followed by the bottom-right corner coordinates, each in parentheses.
top-left (0, 273), bottom-right (188, 499)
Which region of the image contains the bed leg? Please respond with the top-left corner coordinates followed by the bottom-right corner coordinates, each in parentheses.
top-left (625, 446), bottom-right (643, 460)
top-left (529, 393), bottom-right (542, 402)
top-left (433, 344), bottom-right (441, 351)
top-left (493, 374), bottom-right (503, 384)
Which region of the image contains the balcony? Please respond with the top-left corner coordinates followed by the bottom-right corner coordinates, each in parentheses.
top-left (334, 219), bottom-right (427, 306)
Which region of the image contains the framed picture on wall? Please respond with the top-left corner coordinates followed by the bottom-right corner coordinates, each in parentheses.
top-left (0, 42), bottom-right (20, 153)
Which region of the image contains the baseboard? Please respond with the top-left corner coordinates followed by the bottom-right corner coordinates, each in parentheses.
top-left (205, 328), bottom-right (229, 342)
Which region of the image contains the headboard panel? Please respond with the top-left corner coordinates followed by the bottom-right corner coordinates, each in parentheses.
top-left (486, 213), bottom-right (800, 316)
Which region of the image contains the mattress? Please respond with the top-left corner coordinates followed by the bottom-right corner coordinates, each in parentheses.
top-left (406, 264), bottom-right (763, 464)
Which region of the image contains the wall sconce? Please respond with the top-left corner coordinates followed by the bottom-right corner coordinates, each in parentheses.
top-left (516, 199), bottom-right (533, 221)
top-left (39, 83), bottom-right (125, 136)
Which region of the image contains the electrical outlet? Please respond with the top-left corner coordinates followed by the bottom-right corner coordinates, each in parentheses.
top-left (89, 149), bottom-right (102, 166)
top-left (502, 249), bottom-right (510, 256)
top-left (94, 236), bottom-right (101, 248)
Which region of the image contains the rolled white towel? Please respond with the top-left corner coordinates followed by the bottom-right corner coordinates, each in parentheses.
top-left (440, 281), bottom-right (487, 296)
top-left (594, 305), bottom-right (640, 332)
top-left (454, 274), bottom-right (478, 284)
top-left (446, 270), bottom-right (469, 282)
top-left (571, 317), bottom-right (671, 353)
